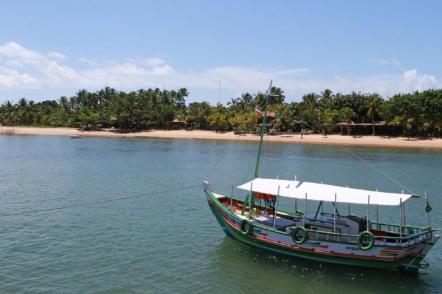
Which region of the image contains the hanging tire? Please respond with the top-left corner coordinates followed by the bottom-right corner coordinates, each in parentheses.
top-left (291, 226), bottom-right (308, 244)
top-left (240, 219), bottom-right (253, 235)
top-left (357, 231), bottom-right (375, 250)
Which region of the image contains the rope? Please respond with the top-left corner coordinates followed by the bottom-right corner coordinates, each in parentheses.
top-left (303, 121), bottom-right (415, 194)
top-left (204, 132), bottom-right (243, 179)
top-left (0, 184), bottom-right (200, 217)
top-left (1, 133), bottom-right (242, 218)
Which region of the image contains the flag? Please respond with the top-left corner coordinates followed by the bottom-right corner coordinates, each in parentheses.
top-left (255, 108), bottom-right (264, 116)
top-left (255, 108), bottom-right (276, 118)
top-left (425, 197), bottom-right (432, 213)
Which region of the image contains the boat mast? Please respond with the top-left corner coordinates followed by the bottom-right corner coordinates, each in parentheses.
top-left (254, 81), bottom-right (272, 178)
top-left (249, 81), bottom-right (272, 213)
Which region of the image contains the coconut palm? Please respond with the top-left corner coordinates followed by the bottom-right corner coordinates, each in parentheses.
top-left (339, 107), bottom-right (355, 136)
top-left (366, 94), bottom-right (382, 135)
top-left (301, 93), bottom-right (320, 132)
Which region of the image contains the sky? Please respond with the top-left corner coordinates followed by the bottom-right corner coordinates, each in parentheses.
top-left (0, 0), bottom-right (441, 103)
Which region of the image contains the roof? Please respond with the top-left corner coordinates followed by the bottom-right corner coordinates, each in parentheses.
top-left (255, 109), bottom-right (276, 118)
top-left (337, 121), bottom-right (387, 126)
top-left (237, 178), bottom-right (417, 206)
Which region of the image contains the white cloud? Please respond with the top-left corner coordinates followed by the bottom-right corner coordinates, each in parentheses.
top-left (370, 57), bottom-right (401, 67)
top-left (0, 42), bottom-right (440, 102)
top-left (0, 66), bottom-right (39, 89)
top-left (145, 58), bottom-right (165, 66)
top-left (401, 69), bottom-right (438, 92)
top-left (47, 51), bottom-right (66, 60)
top-left (0, 42), bottom-right (45, 66)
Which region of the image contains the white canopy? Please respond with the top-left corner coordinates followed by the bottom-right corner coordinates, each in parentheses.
top-left (237, 178), bottom-right (417, 206)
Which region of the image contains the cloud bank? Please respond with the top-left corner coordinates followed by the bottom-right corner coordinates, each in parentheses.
top-left (0, 42), bottom-right (439, 102)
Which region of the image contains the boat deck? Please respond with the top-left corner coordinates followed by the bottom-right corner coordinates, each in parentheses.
top-left (220, 196), bottom-right (433, 246)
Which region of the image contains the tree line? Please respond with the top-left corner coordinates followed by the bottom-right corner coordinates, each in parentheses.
top-left (1, 86), bottom-right (442, 137)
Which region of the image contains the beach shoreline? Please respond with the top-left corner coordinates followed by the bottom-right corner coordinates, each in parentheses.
top-left (1, 126), bottom-right (442, 150)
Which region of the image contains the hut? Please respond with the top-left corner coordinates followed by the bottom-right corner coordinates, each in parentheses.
top-left (171, 118), bottom-right (187, 129)
top-left (255, 108), bottom-right (276, 134)
top-left (337, 121), bottom-right (389, 136)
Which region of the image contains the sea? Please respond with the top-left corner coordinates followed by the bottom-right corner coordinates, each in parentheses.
top-left (0, 135), bottom-right (441, 293)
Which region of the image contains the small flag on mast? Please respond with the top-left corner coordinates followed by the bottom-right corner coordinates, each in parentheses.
top-left (425, 193), bottom-right (432, 213)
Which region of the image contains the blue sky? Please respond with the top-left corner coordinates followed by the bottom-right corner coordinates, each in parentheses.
top-left (0, 0), bottom-right (441, 103)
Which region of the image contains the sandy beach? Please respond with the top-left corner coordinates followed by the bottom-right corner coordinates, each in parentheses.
top-left (1, 126), bottom-right (442, 150)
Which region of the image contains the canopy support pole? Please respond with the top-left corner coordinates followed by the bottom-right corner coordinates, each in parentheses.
top-left (230, 175), bottom-right (234, 210)
top-left (400, 198), bottom-right (403, 239)
top-left (273, 185), bottom-right (280, 229)
top-left (303, 193), bottom-right (307, 227)
top-left (333, 194), bottom-right (337, 233)
top-left (314, 201), bottom-right (323, 221)
top-left (403, 200), bottom-right (406, 229)
top-left (295, 198), bottom-right (298, 214)
top-left (347, 203), bottom-right (351, 215)
top-left (248, 182), bottom-right (253, 219)
top-left (376, 205), bottom-right (379, 230)
top-left (367, 195), bottom-right (370, 232)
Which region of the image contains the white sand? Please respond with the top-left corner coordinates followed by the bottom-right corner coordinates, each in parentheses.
top-left (1, 126), bottom-right (442, 150)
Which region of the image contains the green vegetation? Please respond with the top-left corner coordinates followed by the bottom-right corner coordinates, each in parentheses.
top-left (1, 86), bottom-right (442, 137)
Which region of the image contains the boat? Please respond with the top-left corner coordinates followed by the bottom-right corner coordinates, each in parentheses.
top-left (70, 135), bottom-right (83, 139)
top-left (203, 83), bottom-right (439, 274)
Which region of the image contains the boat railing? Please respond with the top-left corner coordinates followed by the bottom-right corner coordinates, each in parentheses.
top-left (369, 221), bottom-right (428, 235)
top-left (302, 227), bottom-right (434, 247)
top-left (375, 230), bottom-right (434, 247)
top-left (307, 229), bottom-right (358, 243)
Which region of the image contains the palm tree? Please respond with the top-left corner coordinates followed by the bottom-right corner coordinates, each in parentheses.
top-left (302, 93), bottom-right (320, 132)
top-left (187, 102), bottom-right (210, 129)
top-left (320, 89), bottom-right (333, 110)
top-left (366, 94), bottom-right (382, 135)
top-left (339, 107), bottom-right (355, 136)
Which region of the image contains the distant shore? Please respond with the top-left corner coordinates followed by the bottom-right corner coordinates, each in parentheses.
top-left (1, 126), bottom-right (442, 150)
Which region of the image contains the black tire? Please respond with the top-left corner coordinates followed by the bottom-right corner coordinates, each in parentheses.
top-left (291, 226), bottom-right (308, 244)
top-left (240, 219), bottom-right (253, 235)
top-left (357, 231), bottom-right (375, 250)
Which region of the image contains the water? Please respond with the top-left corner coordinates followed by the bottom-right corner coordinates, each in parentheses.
top-left (0, 135), bottom-right (441, 293)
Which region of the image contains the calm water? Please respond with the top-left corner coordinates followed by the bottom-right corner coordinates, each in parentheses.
top-left (0, 135), bottom-right (441, 293)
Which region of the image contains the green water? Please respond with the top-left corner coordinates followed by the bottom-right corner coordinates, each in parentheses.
top-left (0, 135), bottom-right (441, 293)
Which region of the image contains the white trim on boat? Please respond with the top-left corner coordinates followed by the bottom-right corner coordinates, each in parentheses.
top-left (237, 178), bottom-right (417, 206)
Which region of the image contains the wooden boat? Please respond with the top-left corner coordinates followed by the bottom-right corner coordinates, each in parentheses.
top-left (203, 83), bottom-right (439, 274)
top-left (70, 135), bottom-right (83, 139)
